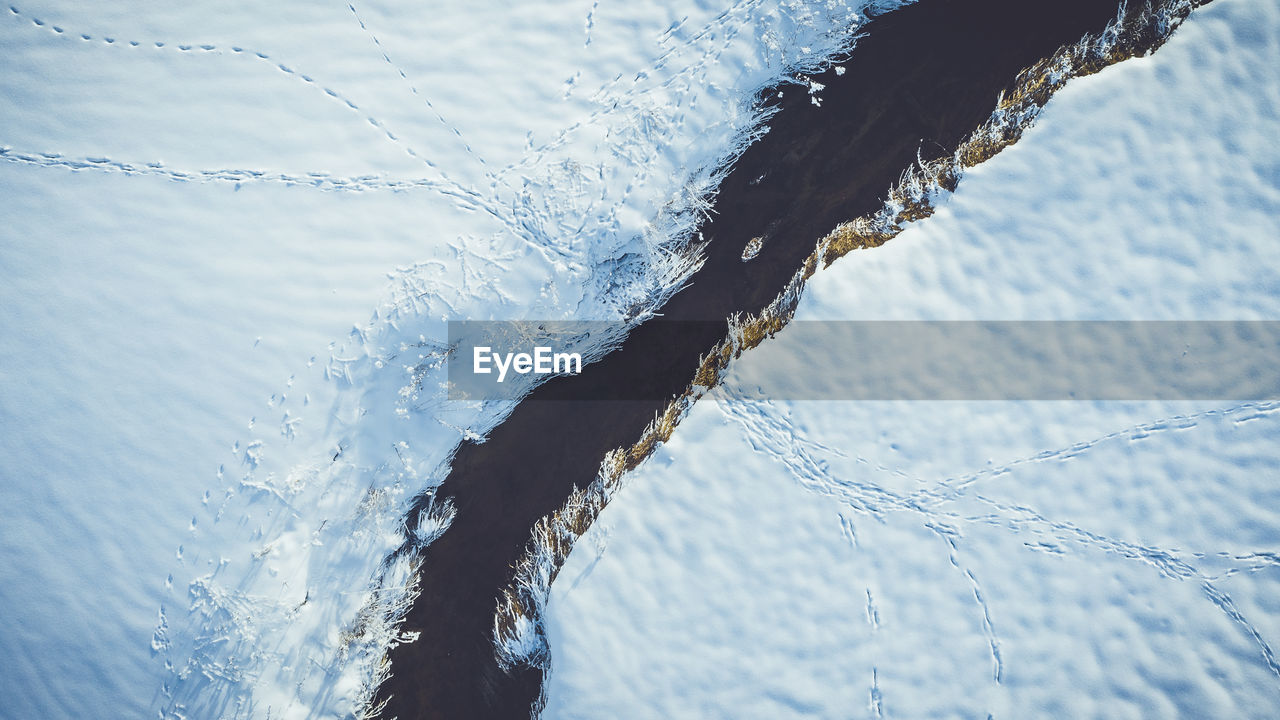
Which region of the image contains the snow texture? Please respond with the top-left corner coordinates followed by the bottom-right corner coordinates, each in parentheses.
top-left (543, 1), bottom-right (1280, 717)
top-left (0, 0), bottom-right (911, 718)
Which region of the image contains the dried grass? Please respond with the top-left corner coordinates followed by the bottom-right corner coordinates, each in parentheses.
top-left (490, 0), bottom-right (1213, 676)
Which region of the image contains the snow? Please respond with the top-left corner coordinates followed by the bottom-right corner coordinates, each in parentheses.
top-left (0, 0), bottom-right (911, 717)
top-left (543, 0), bottom-right (1280, 717)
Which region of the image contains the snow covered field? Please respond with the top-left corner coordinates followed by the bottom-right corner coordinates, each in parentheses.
top-left (0, 1), bottom-right (909, 717)
top-left (544, 0), bottom-right (1280, 717)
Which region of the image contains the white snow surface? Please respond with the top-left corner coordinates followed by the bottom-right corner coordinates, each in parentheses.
top-left (0, 0), bottom-right (910, 718)
top-left (543, 1), bottom-right (1280, 718)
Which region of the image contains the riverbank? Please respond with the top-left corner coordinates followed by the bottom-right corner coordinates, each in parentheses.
top-left (376, 0), bottom-right (1143, 716)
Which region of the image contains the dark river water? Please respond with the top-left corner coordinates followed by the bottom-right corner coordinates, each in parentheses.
top-left (376, 0), bottom-right (1132, 716)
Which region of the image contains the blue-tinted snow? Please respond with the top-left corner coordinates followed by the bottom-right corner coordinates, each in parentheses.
top-left (0, 0), bottom-right (910, 717)
top-left (544, 1), bottom-right (1280, 717)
